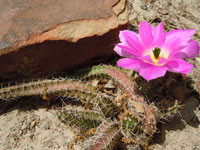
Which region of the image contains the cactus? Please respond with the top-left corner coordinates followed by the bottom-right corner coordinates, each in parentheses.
top-left (0, 79), bottom-right (117, 117)
top-left (88, 65), bottom-right (157, 135)
top-left (0, 65), bottom-right (184, 150)
top-left (82, 120), bottom-right (119, 150)
top-left (58, 105), bottom-right (104, 129)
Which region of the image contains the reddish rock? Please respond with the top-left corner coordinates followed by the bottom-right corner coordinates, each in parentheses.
top-left (0, 0), bottom-right (128, 81)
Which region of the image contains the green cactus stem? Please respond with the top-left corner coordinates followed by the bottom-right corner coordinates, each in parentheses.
top-left (0, 79), bottom-right (118, 117)
top-left (58, 106), bottom-right (104, 129)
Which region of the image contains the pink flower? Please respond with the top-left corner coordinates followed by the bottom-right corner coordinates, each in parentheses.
top-left (114, 21), bottom-right (199, 81)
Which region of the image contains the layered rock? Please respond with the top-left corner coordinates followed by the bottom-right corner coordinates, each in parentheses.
top-left (0, 0), bottom-right (128, 81)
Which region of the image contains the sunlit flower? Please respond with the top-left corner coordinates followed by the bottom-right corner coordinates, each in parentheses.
top-left (114, 21), bottom-right (199, 81)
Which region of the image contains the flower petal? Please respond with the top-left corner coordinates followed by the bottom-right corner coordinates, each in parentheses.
top-left (166, 29), bottom-right (195, 45)
top-left (119, 31), bottom-right (126, 43)
top-left (158, 57), bottom-right (168, 65)
top-left (120, 30), bottom-right (145, 53)
top-left (117, 58), bottom-right (142, 72)
top-left (115, 44), bottom-right (141, 57)
top-left (163, 34), bottom-right (185, 54)
top-left (139, 21), bottom-right (153, 49)
top-left (180, 40), bottom-right (199, 59)
top-left (142, 55), bottom-right (154, 64)
top-left (152, 22), bottom-right (166, 47)
top-left (114, 45), bottom-right (134, 57)
top-left (171, 40), bottom-right (199, 59)
top-left (163, 29), bottom-right (196, 54)
top-left (139, 63), bottom-right (167, 81)
top-left (166, 59), bottom-right (194, 74)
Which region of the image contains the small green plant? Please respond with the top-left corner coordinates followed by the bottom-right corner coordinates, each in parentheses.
top-left (0, 65), bottom-right (183, 150)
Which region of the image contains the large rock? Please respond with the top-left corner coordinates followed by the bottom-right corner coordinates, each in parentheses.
top-left (0, 0), bottom-right (128, 81)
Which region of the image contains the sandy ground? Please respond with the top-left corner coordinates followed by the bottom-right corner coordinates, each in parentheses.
top-left (0, 100), bottom-right (73, 150)
top-left (0, 0), bottom-right (200, 150)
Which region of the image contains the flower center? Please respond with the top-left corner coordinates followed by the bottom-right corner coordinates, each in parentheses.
top-left (144, 47), bottom-right (169, 66)
top-left (153, 47), bottom-right (161, 59)
top-left (150, 47), bottom-right (161, 65)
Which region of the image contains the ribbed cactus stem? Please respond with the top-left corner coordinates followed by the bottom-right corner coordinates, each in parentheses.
top-left (58, 106), bottom-right (104, 129)
top-left (83, 120), bottom-right (119, 150)
top-left (0, 79), bottom-right (95, 100)
top-left (0, 79), bottom-right (117, 117)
